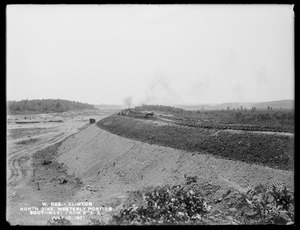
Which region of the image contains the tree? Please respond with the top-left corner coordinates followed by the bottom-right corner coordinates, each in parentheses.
top-left (56, 102), bottom-right (62, 111)
top-left (7, 99), bottom-right (95, 114)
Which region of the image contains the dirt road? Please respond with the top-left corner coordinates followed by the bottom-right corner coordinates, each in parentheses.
top-left (8, 121), bottom-right (83, 186)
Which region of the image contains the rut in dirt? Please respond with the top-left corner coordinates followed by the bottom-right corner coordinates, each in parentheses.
top-left (7, 122), bottom-right (89, 187)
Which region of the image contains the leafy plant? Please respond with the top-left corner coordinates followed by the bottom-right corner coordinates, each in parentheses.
top-left (240, 185), bottom-right (294, 225)
top-left (109, 185), bottom-right (211, 225)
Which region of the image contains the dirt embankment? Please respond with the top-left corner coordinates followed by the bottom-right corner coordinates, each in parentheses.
top-left (55, 123), bottom-right (293, 223)
top-left (97, 115), bottom-right (294, 171)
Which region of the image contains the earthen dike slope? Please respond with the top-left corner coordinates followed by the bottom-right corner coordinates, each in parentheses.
top-left (57, 117), bottom-right (293, 222)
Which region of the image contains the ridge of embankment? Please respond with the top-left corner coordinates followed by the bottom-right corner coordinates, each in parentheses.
top-left (56, 117), bottom-right (294, 214)
top-left (96, 114), bottom-right (294, 171)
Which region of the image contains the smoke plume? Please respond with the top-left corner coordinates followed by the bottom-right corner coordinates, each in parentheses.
top-left (139, 71), bottom-right (180, 105)
top-left (123, 96), bottom-right (132, 108)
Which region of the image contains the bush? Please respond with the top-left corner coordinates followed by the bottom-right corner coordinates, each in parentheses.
top-left (109, 185), bottom-right (211, 225)
top-left (240, 185), bottom-right (294, 225)
top-left (108, 183), bottom-right (294, 225)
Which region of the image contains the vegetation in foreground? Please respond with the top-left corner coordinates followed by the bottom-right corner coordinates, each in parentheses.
top-left (109, 186), bottom-right (294, 225)
top-left (46, 178), bottom-right (294, 225)
top-left (86, 177), bottom-right (294, 225)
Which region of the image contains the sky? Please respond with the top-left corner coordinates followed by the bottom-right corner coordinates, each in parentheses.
top-left (6, 5), bottom-right (294, 106)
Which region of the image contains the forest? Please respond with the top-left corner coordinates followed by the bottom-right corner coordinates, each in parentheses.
top-left (7, 99), bottom-right (96, 115)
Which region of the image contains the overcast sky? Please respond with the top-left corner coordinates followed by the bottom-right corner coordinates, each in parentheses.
top-left (7, 5), bottom-right (294, 106)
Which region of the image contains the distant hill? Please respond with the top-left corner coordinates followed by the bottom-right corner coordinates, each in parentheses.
top-left (7, 99), bottom-right (96, 115)
top-left (211, 102), bottom-right (254, 110)
top-left (176, 104), bottom-right (215, 111)
top-left (176, 100), bottom-right (294, 111)
top-left (253, 100), bottom-right (294, 110)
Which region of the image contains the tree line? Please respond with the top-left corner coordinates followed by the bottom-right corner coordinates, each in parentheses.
top-left (7, 99), bottom-right (95, 114)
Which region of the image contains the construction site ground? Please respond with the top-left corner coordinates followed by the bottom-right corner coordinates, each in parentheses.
top-left (6, 110), bottom-right (294, 225)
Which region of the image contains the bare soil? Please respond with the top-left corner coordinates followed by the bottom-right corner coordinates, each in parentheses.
top-left (6, 111), bottom-right (294, 225)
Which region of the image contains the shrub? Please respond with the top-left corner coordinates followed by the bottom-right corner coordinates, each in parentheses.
top-left (240, 185), bottom-right (294, 225)
top-left (109, 185), bottom-right (211, 225)
top-left (108, 183), bottom-right (294, 225)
